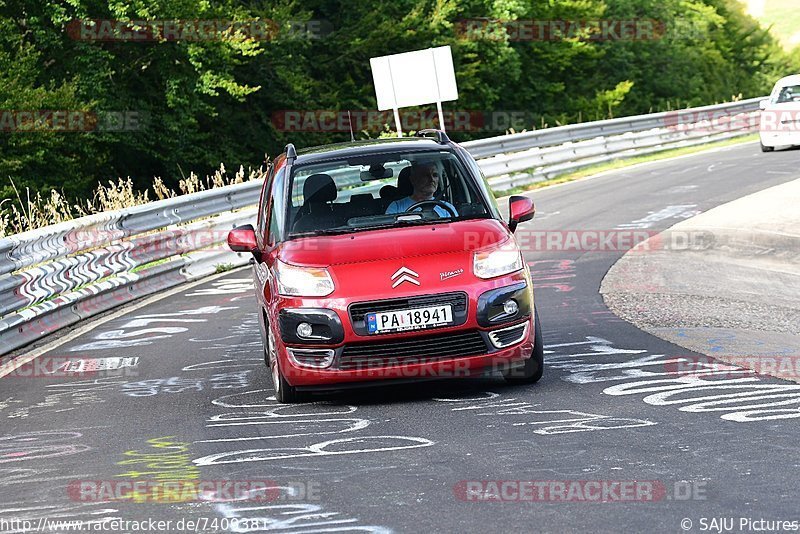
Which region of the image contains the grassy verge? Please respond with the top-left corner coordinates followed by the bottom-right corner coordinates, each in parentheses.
top-left (1, 165), bottom-right (264, 238)
top-left (214, 263), bottom-right (237, 274)
top-left (131, 257), bottom-right (175, 273)
top-left (495, 134), bottom-right (759, 198)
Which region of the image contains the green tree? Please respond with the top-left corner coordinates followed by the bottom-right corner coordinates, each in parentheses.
top-left (0, 0), bottom-right (795, 217)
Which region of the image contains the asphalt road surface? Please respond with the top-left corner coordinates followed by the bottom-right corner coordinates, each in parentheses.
top-left (2, 142), bottom-right (799, 534)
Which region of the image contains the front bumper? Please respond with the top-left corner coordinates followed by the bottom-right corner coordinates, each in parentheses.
top-left (759, 130), bottom-right (800, 147)
top-left (292, 341), bottom-right (533, 391)
top-left (281, 326), bottom-right (534, 387)
top-left (272, 273), bottom-right (535, 387)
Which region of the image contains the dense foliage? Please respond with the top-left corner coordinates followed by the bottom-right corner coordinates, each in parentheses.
top-left (0, 0), bottom-right (797, 206)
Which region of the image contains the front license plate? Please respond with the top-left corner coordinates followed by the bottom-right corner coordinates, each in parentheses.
top-left (366, 305), bottom-right (453, 334)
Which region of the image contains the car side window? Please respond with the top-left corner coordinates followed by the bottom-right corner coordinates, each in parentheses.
top-left (442, 159), bottom-right (467, 205)
top-left (461, 150), bottom-right (502, 218)
top-left (267, 198), bottom-right (281, 246)
top-left (777, 85), bottom-right (800, 104)
top-left (257, 163), bottom-right (275, 241)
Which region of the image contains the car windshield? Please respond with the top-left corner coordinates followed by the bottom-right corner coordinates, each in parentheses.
top-left (776, 85), bottom-right (800, 103)
top-left (285, 150), bottom-right (491, 238)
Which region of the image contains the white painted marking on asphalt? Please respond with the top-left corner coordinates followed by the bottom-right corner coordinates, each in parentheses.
top-left (432, 393), bottom-right (655, 434)
top-left (544, 338), bottom-right (609, 348)
top-left (193, 435), bottom-right (435, 465)
top-left (667, 184), bottom-right (698, 193)
top-left (0, 267), bottom-right (247, 379)
top-left (706, 163), bottom-right (737, 173)
top-left (53, 357), bottom-right (139, 374)
top-left (182, 359), bottom-right (261, 372)
top-left (533, 210), bottom-right (561, 220)
top-left (432, 391), bottom-right (500, 402)
top-left (669, 165), bottom-right (701, 175)
top-left (196, 418), bottom-right (371, 442)
top-left (66, 306), bottom-right (237, 352)
top-left (549, 336), bottom-right (800, 422)
top-left (185, 278), bottom-right (252, 296)
top-left (615, 204), bottom-right (698, 229)
top-left (216, 499), bottom-right (392, 534)
top-left (724, 408), bottom-right (800, 422)
top-left (210, 393), bottom-right (358, 415)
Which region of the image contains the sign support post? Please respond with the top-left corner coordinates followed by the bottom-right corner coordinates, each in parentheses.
top-left (393, 108), bottom-right (403, 137)
top-left (432, 49), bottom-right (445, 132)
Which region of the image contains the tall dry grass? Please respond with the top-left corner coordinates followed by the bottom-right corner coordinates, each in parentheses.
top-left (0, 164), bottom-right (264, 238)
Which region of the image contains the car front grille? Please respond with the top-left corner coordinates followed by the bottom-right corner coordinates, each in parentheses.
top-left (349, 292), bottom-right (467, 322)
top-left (338, 329), bottom-right (487, 370)
top-left (348, 292), bottom-right (469, 336)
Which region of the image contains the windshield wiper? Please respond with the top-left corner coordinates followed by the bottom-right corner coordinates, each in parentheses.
top-left (290, 228), bottom-right (356, 238)
top-left (290, 225), bottom-right (391, 238)
top-left (290, 218), bottom-right (461, 239)
top-left (392, 216), bottom-right (454, 227)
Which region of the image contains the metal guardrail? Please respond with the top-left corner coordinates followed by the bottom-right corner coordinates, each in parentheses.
top-left (0, 97), bottom-right (764, 355)
top-left (463, 97), bottom-right (762, 190)
top-left (0, 185), bottom-right (261, 354)
top-left (462, 98), bottom-right (760, 158)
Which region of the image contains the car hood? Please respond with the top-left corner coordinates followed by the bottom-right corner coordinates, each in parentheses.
top-left (277, 219), bottom-right (513, 298)
top-left (278, 219), bottom-right (510, 266)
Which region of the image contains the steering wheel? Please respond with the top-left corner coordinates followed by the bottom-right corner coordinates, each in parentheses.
top-left (404, 200), bottom-right (457, 218)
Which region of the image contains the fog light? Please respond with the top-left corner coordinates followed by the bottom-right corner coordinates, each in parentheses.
top-left (503, 299), bottom-right (519, 316)
top-left (296, 322), bottom-right (313, 338)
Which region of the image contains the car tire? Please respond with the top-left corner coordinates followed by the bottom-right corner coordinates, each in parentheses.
top-left (761, 142), bottom-right (774, 152)
top-left (266, 327), bottom-right (304, 404)
top-left (503, 308), bottom-right (544, 385)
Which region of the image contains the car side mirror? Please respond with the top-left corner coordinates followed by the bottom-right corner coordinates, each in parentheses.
top-left (228, 224), bottom-right (260, 258)
top-left (508, 195), bottom-right (535, 233)
top-left (759, 99), bottom-right (769, 111)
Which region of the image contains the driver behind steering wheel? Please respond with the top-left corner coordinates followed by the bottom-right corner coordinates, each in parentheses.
top-left (385, 161), bottom-right (458, 218)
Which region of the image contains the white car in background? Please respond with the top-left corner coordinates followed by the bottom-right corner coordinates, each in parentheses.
top-left (759, 74), bottom-right (800, 152)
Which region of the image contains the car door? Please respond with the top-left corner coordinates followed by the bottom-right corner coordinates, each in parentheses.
top-left (260, 160), bottom-right (289, 307)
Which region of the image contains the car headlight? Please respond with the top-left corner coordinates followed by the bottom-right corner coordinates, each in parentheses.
top-left (274, 260), bottom-right (335, 297)
top-left (473, 243), bottom-right (523, 279)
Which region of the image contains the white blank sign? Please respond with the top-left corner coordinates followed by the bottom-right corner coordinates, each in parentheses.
top-left (370, 46), bottom-right (458, 111)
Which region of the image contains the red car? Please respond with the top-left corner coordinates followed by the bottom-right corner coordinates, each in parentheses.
top-left (228, 130), bottom-right (542, 402)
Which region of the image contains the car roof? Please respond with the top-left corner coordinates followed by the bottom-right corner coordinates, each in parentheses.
top-left (291, 137), bottom-right (455, 165)
top-left (774, 74), bottom-right (800, 88)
